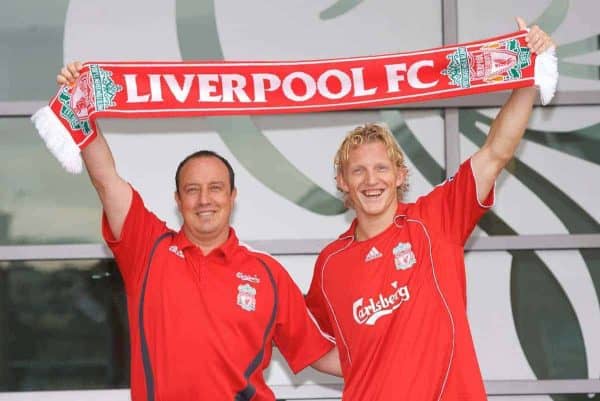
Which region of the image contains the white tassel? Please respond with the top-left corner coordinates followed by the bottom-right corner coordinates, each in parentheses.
top-left (534, 46), bottom-right (558, 105)
top-left (31, 106), bottom-right (83, 174)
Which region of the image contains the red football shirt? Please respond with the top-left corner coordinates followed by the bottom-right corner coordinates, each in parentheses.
top-left (306, 159), bottom-right (493, 401)
top-left (103, 188), bottom-right (334, 401)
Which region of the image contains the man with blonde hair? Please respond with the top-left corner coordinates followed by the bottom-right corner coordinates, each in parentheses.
top-left (305, 19), bottom-right (554, 401)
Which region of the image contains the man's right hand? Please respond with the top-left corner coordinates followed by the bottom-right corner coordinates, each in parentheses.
top-left (57, 61), bottom-right (83, 86)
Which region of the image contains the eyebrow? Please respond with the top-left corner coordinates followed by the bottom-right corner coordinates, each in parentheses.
top-left (183, 181), bottom-right (226, 188)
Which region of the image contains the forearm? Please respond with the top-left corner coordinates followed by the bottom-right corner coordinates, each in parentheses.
top-left (310, 347), bottom-right (343, 377)
top-left (484, 86), bottom-right (536, 166)
top-left (82, 128), bottom-right (120, 190)
top-left (471, 86), bottom-right (536, 201)
top-left (81, 125), bottom-right (131, 238)
top-left (470, 19), bottom-right (555, 201)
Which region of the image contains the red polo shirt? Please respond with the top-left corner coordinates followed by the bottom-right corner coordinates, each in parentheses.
top-left (306, 159), bottom-right (493, 401)
top-left (103, 189), bottom-right (334, 401)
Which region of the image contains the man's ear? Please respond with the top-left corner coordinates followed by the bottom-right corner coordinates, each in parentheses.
top-left (396, 167), bottom-right (406, 189)
top-left (174, 190), bottom-right (182, 211)
top-left (336, 173), bottom-right (349, 193)
top-left (230, 187), bottom-right (238, 205)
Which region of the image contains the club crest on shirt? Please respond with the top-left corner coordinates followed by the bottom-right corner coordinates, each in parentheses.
top-left (237, 284), bottom-right (257, 312)
top-left (393, 242), bottom-right (416, 270)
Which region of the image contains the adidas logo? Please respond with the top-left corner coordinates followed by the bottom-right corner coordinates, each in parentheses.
top-left (365, 246), bottom-right (382, 262)
top-left (168, 245), bottom-right (184, 259)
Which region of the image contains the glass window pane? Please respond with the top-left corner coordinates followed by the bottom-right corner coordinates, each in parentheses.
top-left (0, 117), bottom-right (101, 245)
top-left (1, 1), bottom-right (68, 101)
top-left (203, 0), bottom-right (442, 59)
top-left (459, 106), bottom-right (600, 236)
top-left (466, 248), bottom-right (600, 381)
top-left (457, 0), bottom-right (600, 92)
top-left (0, 259), bottom-right (127, 391)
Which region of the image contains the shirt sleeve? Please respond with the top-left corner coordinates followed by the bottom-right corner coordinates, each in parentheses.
top-left (102, 187), bottom-right (168, 292)
top-left (271, 260), bottom-right (335, 374)
top-left (305, 252), bottom-right (336, 339)
top-left (416, 158), bottom-right (495, 245)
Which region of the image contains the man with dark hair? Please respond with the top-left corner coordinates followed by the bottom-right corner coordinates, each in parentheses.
top-left (175, 150), bottom-right (236, 192)
top-left (57, 64), bottom-right (341, 401)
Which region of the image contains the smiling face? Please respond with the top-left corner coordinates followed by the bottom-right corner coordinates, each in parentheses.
top-left (175, 156), bottom-right (237, 251)
top-left (337, 141), bottom-right (405, 226)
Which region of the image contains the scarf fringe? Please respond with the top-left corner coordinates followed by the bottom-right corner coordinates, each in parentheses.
top-left (535, 46), bottom-right (558, 105)
top-left (31, 105), bottom-right (83, 174)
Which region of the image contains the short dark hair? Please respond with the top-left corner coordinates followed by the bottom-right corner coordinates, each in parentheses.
top-left (175, 150), bottom-right (235, 193)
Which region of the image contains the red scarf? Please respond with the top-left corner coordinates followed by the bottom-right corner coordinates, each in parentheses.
top-left (32, 30), bottom-right (557, 173)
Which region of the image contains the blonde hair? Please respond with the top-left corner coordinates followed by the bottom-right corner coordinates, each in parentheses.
top-left (334, 123), bottom-right (409, 204)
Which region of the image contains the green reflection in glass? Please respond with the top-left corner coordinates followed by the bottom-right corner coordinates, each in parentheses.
top-left (460, 110), bottom-right (599, 235)
top-left (511, 251), bottom-right (589, 394)
top-left (320, 0), bottom-right (364, 20)
top-left (523, 123), bottom-right (600, 167)
top-left (557, 63), bottom-right (600, 81)
top-left (557, 35), bottom-right (600, 59)
top-left (531, 0), bottom-right (569, 35)
top-left (534, 0), bottom-right (600, 84)
top-left (0, 118), bottom-right (101, 245)
top-left (580, 248), bottom-right (600, 322)
top-left (477, 207), bottom-right (590, 387)
top-left (175, 0), bottom-right (223, 60)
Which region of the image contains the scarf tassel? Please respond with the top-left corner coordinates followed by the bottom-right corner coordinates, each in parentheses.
top-left (31, 105), bottom-right (84, 174)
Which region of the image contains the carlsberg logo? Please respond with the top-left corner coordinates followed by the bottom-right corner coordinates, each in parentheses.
top-left (353, 281), bottom-right (410, 326)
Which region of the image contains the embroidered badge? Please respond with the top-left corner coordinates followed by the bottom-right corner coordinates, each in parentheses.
top-left (237, 283), bottom-right (257, 312)
top-left (393, 242), bottom-right (416, 270)
top-left (236, 272), bottom-right (261, 283)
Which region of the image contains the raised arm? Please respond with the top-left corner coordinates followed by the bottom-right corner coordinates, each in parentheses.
top-left (58, 62), bottom-right (132, 238)
top-left (471, 17), bottom-right (555, 202)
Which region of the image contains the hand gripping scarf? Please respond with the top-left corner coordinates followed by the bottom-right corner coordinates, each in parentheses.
top-left (32, 30), bottom-right (557, 173)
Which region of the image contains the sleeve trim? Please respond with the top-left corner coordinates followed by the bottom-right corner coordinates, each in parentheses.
top-left (469, 157), bottom-right (496, 209)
